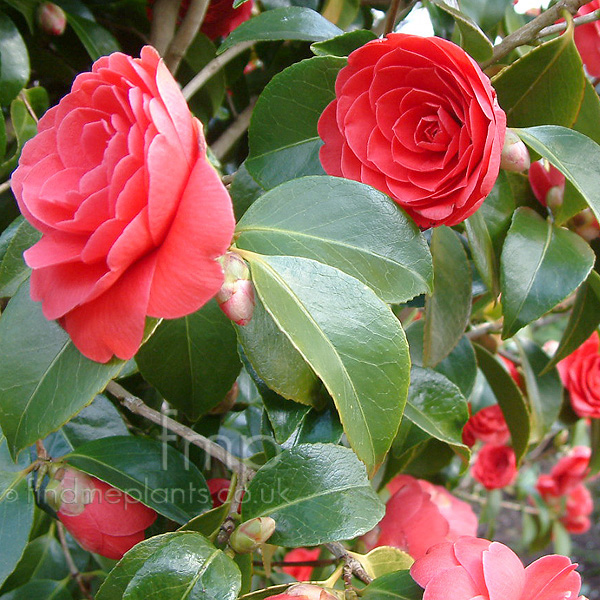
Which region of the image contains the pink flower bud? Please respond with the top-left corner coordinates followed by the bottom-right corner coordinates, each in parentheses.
top-left (529, 160), bottom-right (565, 207)
top-left (500, 129), bottom-right (530, 172)
top-left (266, 584), bottom-right (339, 600)
top-left (229, 516), bottom-right (276, 553)
top-left (216, 252), bottom-right (255, 326)
top-left (37, 2), bottom-right (67, 36)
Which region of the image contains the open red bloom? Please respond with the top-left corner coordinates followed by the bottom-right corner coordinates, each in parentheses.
top-left (201, 0), bottom-right (253, 40)
top-left (12, 46), bottom-right (235, 362)
top-left (318, 33), bottom-right (506, 228)
top-left (574, 1), bottom-right (600, 77)
top-left (52, 468), bottom-right (157, 560)
top-left (462, 404), bottom-right (510, 447)
top-left (472, 444), bottom-right (517, 490)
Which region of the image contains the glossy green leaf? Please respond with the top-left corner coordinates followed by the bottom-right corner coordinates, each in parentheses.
top-left (515, 126), bottom-right (600, 227)
top-left (65, 436), bottom-right (211, 524)
top-left (283, 403), bottom-right (343, 447)
top-left (404, 366), bottom-right (469, 462)
top-left (311, 30), bottom-right (376, 56)
top-left (465, 209), bottom-right (498, 297)
top-left (245, 254), bottom-right (410, 475)
top-left (136, 300), bottom-right (241, 421)
top-left (424, 226), bottom-right (471, 367)
top-left (241, 443), bottom-right (385, 545)
top-left (66, 13), bottom-right (120, 60)
top-left (0, 12), bottom-right (30, 106)
top-left (218, 7), bottom-right (342, 53)
top-left (500, 208), bottom-right (594, 338)
top-left (0, 219), bottom-right (40, 297)
top-left (361, 569), bottom-right (423, 600)
top-left (0, 282), bottom-right (125, 458)
top-left (459, 0), bottom-right (512, 31)
top-left (480, 170), bottom-right (516, 256)
top-left (474, 344), bottom-right (530, 464)
top-left (0, 579), bottom-right (72, 600)
top-left (349, 547), bottom-right (413, 579)
top-left (321, 0), bottom-right (360, 30)
top-left (516, 340), bottom-right (562, 443)
top-left (237, 176), bottom-right (433, 304)
top-left (493, 17), bottom-right (584, 128)
top-left (246, 56), bottom-right (345, 189)
top-left (2, 0), bottom-right (35, 31)
top-left (179, 503), bottom-right (230, 538)
top-left (544, 270), bottom-right (600, 372)
top-left (260, 386), bottom-right (312, 444)
top-left (573, 79), bottom-right (600, 145)
top-left (430, 0), bottom-right (493, 61)
top-left (96, 532), bottom-right (241, 600)
top-left (230, 163), bottom-right (264, 220)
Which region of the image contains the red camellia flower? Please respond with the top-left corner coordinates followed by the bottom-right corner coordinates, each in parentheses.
top-left (411, 536), bottom-right (583, 600)
top-left (318, 33), bottom-right (506, 228)
top-left (557, 331), bottom-right (600, 418)
top-left (562, 484), bottom-right (594, 534)
top-left (574, 1), bottom-right (600, 77)
top-left (462, 404), bottom-right (510, 448)
top-left (472, 444), bottom-right (517, 490)
top-left (528, 160), bottom-right (565, 207)
top-left (282, 547), bottom-right (321, 581)
top-left (547, 446), bottom-right (591, 496)
top-left (201, 0), bottom-right (253, 40)
top-left (207, 478), bottom-right (231, 507)
top-left (366, 474), bottom-right (477, 560)
top-left (12, 46), bottom-right (235, 362)
top-left (49, 467), bottom-right (157, 560)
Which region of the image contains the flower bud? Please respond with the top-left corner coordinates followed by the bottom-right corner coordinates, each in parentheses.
top-left (216, 252), bottom-right (255, 326)
top-left (569, 208), bottom-right (600, 242)
top-left (545, 186), bottom-right (564, 212)
top-left (37, 2), bottom-right (67, 36)
top-left (500, 129), bottom-right (530, 173)
top-left (266, 584), bottom-right (340, 600)
top-left (229, 516), bottom-right (276, 553)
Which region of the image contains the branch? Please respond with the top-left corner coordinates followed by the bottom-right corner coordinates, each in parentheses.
top-left (325, 542), bottom-right (372, 585)
top-left (481, 0), bottom-right (590, 68)
top-left (538, 8), bottom-right (600, 38)
top-left (182, 41), bottom-right (255, 100)
top-left (57, 522), bottom-right (93, 600)
top-left (0, 180), bottom-right (10, 195)
top-left (212, 99), bottom-right (257, 160)
top-left (466, 320), bottom-right (503, 340)
top-left (106, 381), bottom-right (250, 477)
top-left (216, 469), bottom-right (254, 546)
top-left (164, 0), bottom-right (211, 74)
top-left (149, 0), bottom-right (182, 55)
top-left (454, 490), bottom-right (539, 515)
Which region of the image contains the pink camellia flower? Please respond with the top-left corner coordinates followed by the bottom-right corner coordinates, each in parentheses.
top-left (367, 474), bottom-right (477, 560)
top-left (318, 33), bottom-right (506, 228)
top-left (557, 331), bottom-right (600, 418)
top-left (574, 1), bottom-right (600, 77)
top-left (472, 444), bottom-right (517, 490)
top-left (411, 536), bottom-right (583, 600)
top-left (37, 2), bottom-right (67, 35)
top-left (548, 446), bottom-right (591, 496)
top-left (562, 484), bottom-right (594, 534)
top-left (266, 584), bottom-right (337, 600)
top-left (528, 160), bottom-right (565, 208)
top-left (12, 46), bottom-right (235, 363)
top-left (47, 467), bottom-right (157, 560)
top-left (282, 547), bottom-right (321, 581)
top-left (462, 404), bottom-right (510, 448)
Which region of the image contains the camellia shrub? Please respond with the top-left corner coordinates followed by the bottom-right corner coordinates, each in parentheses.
top-left (0, 0), bottom-right (600, 599)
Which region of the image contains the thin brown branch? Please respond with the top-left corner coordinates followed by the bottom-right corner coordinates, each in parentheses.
top-left (36, 439), bottom-right (48, 460)
top-left (19, 91), bottom-right (39, 123)
top-left (217, 470), bottom-right (253, 546)
top-left (466, 320), bottom-right (503, 340)
top-left (0, 179), bottom-right (11, 195)
top-left (481, 0), bottom-right (590, 69)
top-left (164, 0), bottom-right (211, 74)
top-left (253, 558), bottom-right (338, 567)
top-left (57, 522), bottom-right (93, 600)
top-left (106, 381), bottom-right (250, 477)
top-left (454, 490), bottom-right (538, 515)
top-left (538, 8), bottom-right (600, 37)
top-left (212, 98), bottom-right (257, 161)
top-left (325, 542), bottom-right (372, 585)
top-left (150, 0), bottom-right (182, 55)
top-left (383, 0), bottom-right (403, 34)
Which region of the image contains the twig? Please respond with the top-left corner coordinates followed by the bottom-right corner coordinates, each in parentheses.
top-left (36, 439), bottom-right (48, 460)
top-left (57, 522), bottom-right (93, 600)
top-left (164, 0), bottom-right (211, 74)
top-left (538, 8), bottom-right (600, 38)
top-left (481, 0), bottom-right (590, 68)
top-left (106, 381), bottom-right (249, 477)
top-left (217, 469), bottom-right (253, 546)
top-left (325, 542), bottom-right (372, 585)
top-left (150, 0), bottom-right (182, 55)
top-left (454, 490), bottom-right (538, 515)
top-left (383, 0), bottom-right (403, 35)
top-left (253, 558), bottom-right (338, 567)
top-left (466, 320), bottom-right (503, 340)
top-left (19, 91), bottom-right (38, 123)
top-left (0, 180), bottom-right (11, 195)
top-left (182, 41), bottom-right (255, 100)
top-left (212, 99), bottom-right (257, 160)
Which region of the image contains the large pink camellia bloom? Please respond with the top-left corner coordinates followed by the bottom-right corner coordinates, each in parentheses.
top-left (318, 33), bottom-right (506, 229)
top-left (574, 1), bottom-right (600, 77)
top-left (411, 537), bottom-right (584, 600)
top-left (12, 46), bottom-right (235, 363)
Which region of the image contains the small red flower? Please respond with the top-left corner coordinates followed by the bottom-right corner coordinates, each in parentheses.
top-left (207, 478), bottom-right (231, 507)
top-left (201, 0), bottom-right (253, 40)
top-left (472, 444), bottom-right (517, 490)
top-left (528, 160), bottom-right (565, 207)
top-left (462, 404), bottom-right (510, 447)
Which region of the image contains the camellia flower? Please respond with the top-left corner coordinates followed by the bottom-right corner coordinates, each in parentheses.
top-left (574, 1), bottom-right (600, 77)
top-left (472, 444), bottom-right (517, 490)
top-left (207, 478), bottom-right (231, 507)
top-left (318, 33), bottom-right (506, 228)
top-left (366, 474), bottom-right (477, 560)
top-left (411, 536), bottom-right (583, 600)
top-left (282, 547), bottom-right (321, 581)
top-left (528, 160), bottom-right (565, 209)
top-left (12, 46), bottom-right (235, 362)
top-left (561, 484), bottom-right (594, 534)
top-left (46, 467), bottom-right (157, 560)
top-left (557, 331), bottom-right (600, 418)
top-left (462, 404), bottom-right (510, 448)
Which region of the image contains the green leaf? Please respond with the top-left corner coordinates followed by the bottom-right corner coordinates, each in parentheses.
top-left (136, 300), bottom-right (241, 421)
top-left (465, 209), bottom-right (498, 297)
top-left (0, 282), bottom-right (125, 458)
top-left (246, 56), bottom-right (345, 189)
top-left (311, 30), bottom-right (377, 56)
top-left (544, 270), bottom-right (600, 372)
top-left (284, 403), bottom-right (343, 447)
top-left (573, 79), bottom-right (600, 146)
top-left (479, 170), bottom-right (516, 256)
top-left (0, 12), bottom-right (29, 106)
top-left (237, 176), bottom-right (433, 304)
top-left (244, 254), bottom-right (410, 475)
top-left (218, 7), bottom-right (342, 54)
top-left (349, 547), bottom-right (413, 579)
top-left (0, 219), bottom-right (40, 297)
top-left (0, 580), bottom-right (72, 600)
top-left (404, 366), bottom-right (469, 463)
top-left (589, 419), bottom-right (600, 476)
top-left (459, 0), bottom-right (512, 31)
top-left (2, 0), bottom-right (35, 32)
top-left (474, 344), bottom-right (530, 464)
top-left (492, 16), bottom-right (584, 127)
top-left (230, 163), bottom-right (264, 221)
top-left (96, 532), bottom-right (241, 600)
top-left (0, 109), bottom-right (6, 160)
top-left (179, 503), bottom-right (230, 538)
top-left (424, 227), bottom-right (471, 367)
top-left (515, 126), bottom-right (600, 227)
top-left (361, 569), bottom-right (423, 600)
top-left (64, 436), bottom-right (211, 524)
top-left (516, 340), bottom-right (562, 443)
top-left (66, 13), bottom-right (120, 60)
top-left (429, 0), bottom-right (493, 61)
top-left (259, 385), bottom-right (312, 444)
top-left (241, 443), bottom-right (385, 546)
top-left (321, 0), bottom-right (360, 30)
top-left (500, 207), bottom-right (594, 338)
